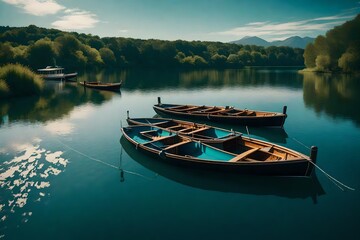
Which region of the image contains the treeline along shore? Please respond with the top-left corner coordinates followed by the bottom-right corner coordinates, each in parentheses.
top-left (0, 25), bottom-right (304, 71)
top-left (1, 14), bottom-right (359, 99)
top-left (303, 14), bottom-right (360, 73)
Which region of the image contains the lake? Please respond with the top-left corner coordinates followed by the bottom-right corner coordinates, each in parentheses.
top-left (1, 67), bottom-right (359, 240)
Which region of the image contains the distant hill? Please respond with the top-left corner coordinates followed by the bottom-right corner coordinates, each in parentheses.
top-left (231, 36), bottom-right (315, 49)
top-left (232, 36), bottom-right (271, 47)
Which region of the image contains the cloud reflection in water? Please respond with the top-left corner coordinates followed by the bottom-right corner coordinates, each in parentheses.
top-left (0, 139), bottom-right (69, 236)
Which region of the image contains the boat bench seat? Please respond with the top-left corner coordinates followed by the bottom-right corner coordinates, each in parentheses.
top-left (260, 146), bottom-right (273, 152)
top-left (143, 135), bottom-right (177, 149)
top-left (140, 130), bottom-right (158, 134)
top-left (152, 121), bottom-right (171, 126)
top-left (173, 106), bottom-right (203, 112)
top-left (229, 111), bottom-right (245, 116)
top-left (167, 124), bottom-right (182, 129)
top-left (205, 109), bottom-right (228, 114)
top-left (140, 130), bottom-right (159, 138)
top-left (245, 111), bottom-right (256, 116)
top-left (229, 148), bottom-right (260, 162)
top-left (186, 127), bottom-right (210, 135)
top-left (164, 140), bottom-right (191, 150)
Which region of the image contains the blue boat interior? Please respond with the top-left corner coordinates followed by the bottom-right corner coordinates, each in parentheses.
top-left (124, 126), bottom-right (278, 162)
top-left (189, 128), bottom-right (232, 138)
top-left (123, 126), bottom-right (174, 144)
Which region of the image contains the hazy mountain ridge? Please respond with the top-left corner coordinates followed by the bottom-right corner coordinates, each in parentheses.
top-left (231, 36), bottom-right (315, 49)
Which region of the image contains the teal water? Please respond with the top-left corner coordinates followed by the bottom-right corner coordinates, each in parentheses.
top-left (0, 67), bottom-right (359, 239)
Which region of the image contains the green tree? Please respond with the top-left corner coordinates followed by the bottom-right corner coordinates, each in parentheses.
top-left (315, 54), bottom-right (331, 71)
top-left (304, 43), bottom-right (317, 68)
top-left (0, 42), bottom-right (14, 65)
top-left (238, 50), bottom-right (252, 65)
top-left (211, 54), bottom-right (227, 67)
top-left (26, 38), bottom-right (57, 69)
top-left (338, 45), bottom-right (360, 72)
top-left (227, 54), bottom-right (242, 68)
top-left (55, 34), bottom-right (85, 70)
top-left (99, 47), bottom-right (116, 66)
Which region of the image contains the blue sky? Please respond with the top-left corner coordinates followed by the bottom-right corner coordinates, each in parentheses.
top-left (0, 0), bottom-right (359, 42)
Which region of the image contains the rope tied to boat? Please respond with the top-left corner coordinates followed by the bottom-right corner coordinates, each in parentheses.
top-left (292, 137), bottom-right (310, 150)
top-left (290, 137), bottom-right (355, 191)
top-left (308, 160), bottom-right (355, 191)
top-left (54, 137), bottom-right (157, 181)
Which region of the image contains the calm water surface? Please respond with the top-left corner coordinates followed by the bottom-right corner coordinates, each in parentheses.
top-left (1, 67), bottom-right (359, 239)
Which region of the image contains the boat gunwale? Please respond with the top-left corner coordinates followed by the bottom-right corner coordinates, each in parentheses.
top-left (127, 118), bottom-right (306, 159)
top-left (153, 104), bottom-right (286, 118)
top-left (121, 125), bottom-right (310, 165)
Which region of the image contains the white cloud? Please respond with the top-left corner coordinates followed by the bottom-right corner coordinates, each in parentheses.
top-left (51, 10), bottom-right (99, 30)
top-left (214, 14), bottom-right (356, 41)
top-left (247, 21), bottom-right (269, 26)
top-left (2, 0), bottom-right (65, 16)
top-left (2, 0), bottom-right (100, 30)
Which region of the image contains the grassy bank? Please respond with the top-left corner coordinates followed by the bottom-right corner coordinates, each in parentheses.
top-left (0, 64), bottom-right (44, 99)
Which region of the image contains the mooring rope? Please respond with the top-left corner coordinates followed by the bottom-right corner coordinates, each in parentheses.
top-left (308, 160), bottom-right (355, 191)
top-left (54, 138), bottom-right (157, 181)
top-left (290, 136), bottom-right (355, 191)
top-left (291, 137), bottom-right (311, 150)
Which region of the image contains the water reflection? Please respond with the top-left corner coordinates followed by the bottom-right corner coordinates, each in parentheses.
top-left (120, 137), bottom-right (325, 203)
top-left (119, 67), bottom-right (304, 91)
top-left (302, 72), bottom-right (360, 127)
top-left (78, 68), bottom-right (127, 84)
top-left (0, 138), bottom-right (68, 236)
top-left (0, 81), bottom-right (117, 126)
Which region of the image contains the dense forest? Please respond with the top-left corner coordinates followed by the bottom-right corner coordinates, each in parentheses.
top-left (303, 14), bottom-right (360, 72)
top-left (0, 25), bottom-right (304, 71)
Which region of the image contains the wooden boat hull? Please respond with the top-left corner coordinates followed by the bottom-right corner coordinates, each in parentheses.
top-left (120, 136), bottom-right (325, 200)
top-left (153, 102), bottom-right (287, 127)
top-left (79, 81), bottom-right (122, 91)
top-left (121, 126), bottom-right (315, 177)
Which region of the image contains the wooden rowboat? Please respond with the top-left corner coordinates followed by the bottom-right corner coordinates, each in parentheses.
top-left (121, 125), bottom-right (317, 176)
top-left (126, 116), bottom-right (241, 144)
top-left (79, 81), bottom-right (122, 91)
top-left (153, 97), bottom-right (287, 127)
top-left (120, 136), bottom-right (325, 200)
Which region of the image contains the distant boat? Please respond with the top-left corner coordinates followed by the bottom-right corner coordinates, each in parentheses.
top-left (153, 97), bottom-right (287, 127)
top-left (121, 125), bottom-right (317, 176)
top-left (37, 66), bottom-right (77, 80)
top-left (79, 81), bottom-right (122, 91)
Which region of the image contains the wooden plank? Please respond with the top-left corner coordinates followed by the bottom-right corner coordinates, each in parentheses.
top-left (164, 140), bottom-right (191, 150)
top-left (172, 106), bottom-right (202, 112)
top-left (187, 127), bottom-right (210, 135)
top-left (229, 148), bottom-right (260, 162)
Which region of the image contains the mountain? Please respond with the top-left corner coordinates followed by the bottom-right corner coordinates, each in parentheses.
top-left (231, 36), bottom-right (271, 47)
top-left (231, 36), bottom-right (315, 49)
top-left (272, 36), bottom-right (315, 49)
